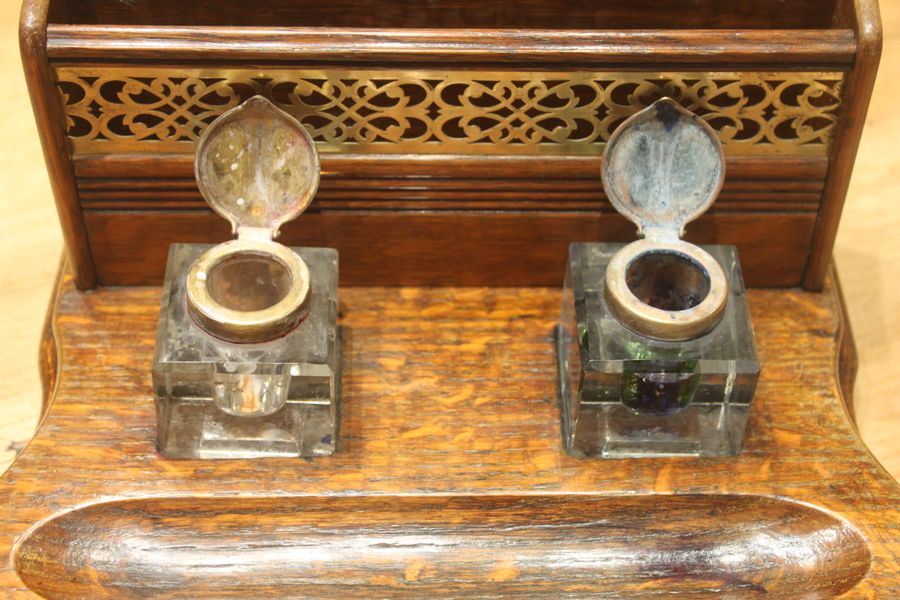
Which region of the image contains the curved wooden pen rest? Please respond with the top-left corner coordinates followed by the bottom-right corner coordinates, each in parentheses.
top-left (0, 264), bottom-right (898, 598)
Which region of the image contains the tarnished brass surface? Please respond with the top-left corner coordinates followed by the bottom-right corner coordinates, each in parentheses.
top-left (55, 68), bottom-right (843, 156)
top-left (194, 96), bottom-right (320, 239)
top-left (602, 98), bottom-right (725, 241)
top-left (604, 239), bottom-right (728, 342)
top-left (185, 97), bottom-right (319, 343)
top-left (601, 99), bottom-right (729, 341)
top-left (185, 239), bottom-right (311, 344)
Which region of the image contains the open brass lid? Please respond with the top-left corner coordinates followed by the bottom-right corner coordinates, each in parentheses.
top-left (601, 99), bottom-right (728, 342)
top-left (195, 95), bottom-right (320, 240)
top-left (187, 96), bottom-right (319, 343)
top-left (602, 98), bottom-right (725, 242)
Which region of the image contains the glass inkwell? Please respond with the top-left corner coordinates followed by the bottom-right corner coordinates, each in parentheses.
top-left (557, 98), bottom-right (760, 458)
top-left (152, 96), bottom-right (340, 459)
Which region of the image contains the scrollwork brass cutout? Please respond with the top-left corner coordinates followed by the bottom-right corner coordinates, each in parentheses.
top-left (55, 67), bottom-right (842, 156)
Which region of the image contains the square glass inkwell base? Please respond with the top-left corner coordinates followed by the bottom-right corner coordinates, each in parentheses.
top-left (152, 243), bottom-right (340, 459)
top-left (151, 96), bottom-right (339, 459)
top-left (557, 243), bottom-right (760, 458)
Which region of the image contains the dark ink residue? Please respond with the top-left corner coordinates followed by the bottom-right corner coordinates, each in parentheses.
top-left (656, 101), bottom-right (681, 132)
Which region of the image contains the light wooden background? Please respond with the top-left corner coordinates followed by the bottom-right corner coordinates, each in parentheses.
top-left (0, 0), bottom-right (898, 479)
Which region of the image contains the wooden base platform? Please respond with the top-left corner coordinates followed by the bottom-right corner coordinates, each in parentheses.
top-left (0, 266), bottom-right (898, 597)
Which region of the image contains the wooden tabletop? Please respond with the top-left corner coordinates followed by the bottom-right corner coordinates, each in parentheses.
top-left (1, 0), bottom-right (898, 481)
top-left (4, 272), bottom-right (899, 597)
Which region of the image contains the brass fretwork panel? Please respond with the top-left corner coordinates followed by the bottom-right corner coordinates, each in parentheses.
top-left (55, 67), bottom-right (843, 156)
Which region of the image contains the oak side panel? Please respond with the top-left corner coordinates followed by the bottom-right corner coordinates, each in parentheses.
top-left (804, 0), bottom-right (882, 289)
top-left (19, 0), bottom-right (95, 288)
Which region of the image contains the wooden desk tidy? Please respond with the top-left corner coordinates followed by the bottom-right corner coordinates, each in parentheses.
top-left (5, 0), bottom-right (898, 597)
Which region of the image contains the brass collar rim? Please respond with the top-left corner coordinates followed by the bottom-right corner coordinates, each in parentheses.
top-left (185, 239), bottom-right (311, 344)
top-left (604, 239), bottom-right (728, 342)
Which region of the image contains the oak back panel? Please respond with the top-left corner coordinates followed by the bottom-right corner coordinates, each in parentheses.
top-left (21, 0), bottom-right (881, 289)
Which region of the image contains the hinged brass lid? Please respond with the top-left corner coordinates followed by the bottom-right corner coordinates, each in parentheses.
top-left (601, 98), bottom-right (728, 341)
top-left (601, 98), bottom-right (724, 242)
top-left (195, 96), bottom-right (320, 240)
top-left (187, 96), bottom-right (319, 343)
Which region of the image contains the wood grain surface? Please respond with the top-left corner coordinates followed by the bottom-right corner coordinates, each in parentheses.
top-left (0, 0), bottom-right (896, 481)
top-left (12, 495), bottom-right (873, 598)
top-left (0, 269), bottom-right (898, 597)
top-left (46, 0), bottom-right (841, 29)
top-left (22, 0), bottom-right (872, 292)
top-left (71, 154), bottom-right (825, 287)
top-left (0, 3), bottom-right (898, 594)
top-left (835, 0), bottom-right (900, 488)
